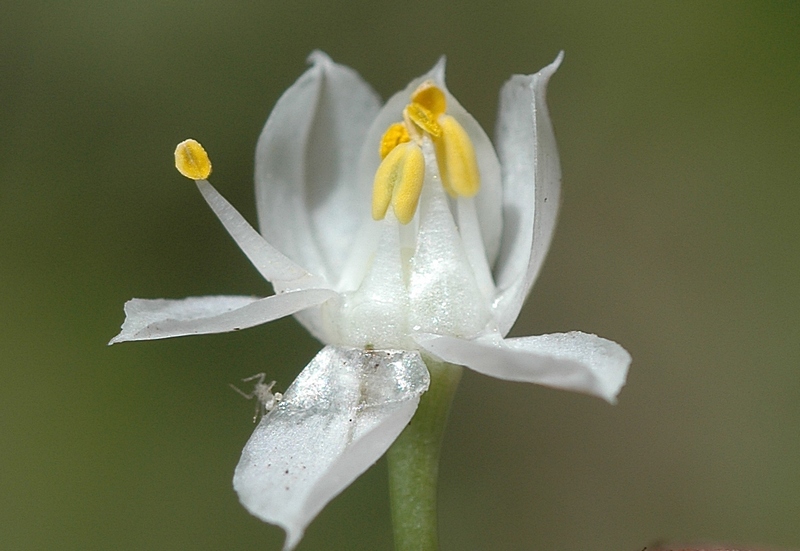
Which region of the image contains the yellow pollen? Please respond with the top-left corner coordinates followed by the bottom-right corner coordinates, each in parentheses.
top-left (404, 103), bottom-right (442, 138)
top-left (379, 123), bottom-right (411, 159)
top-left (433, 115), bottom-right (480, 198)
top-left (410, 81), bottom-right (446, 116)
top-left (372, 142), bottom-right (425, 224)
top-left (174, 139), bottom-right (212, 180)
top-left (371, 81), bottom-right (479, 217)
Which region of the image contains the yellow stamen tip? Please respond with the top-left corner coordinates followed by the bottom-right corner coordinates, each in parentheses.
top-left (174, 139), bottom-right (212, 180)
top-left (379, 123), bottom-right (411, 159)
top-left (405, 103), bottom-right (442, 139)
top-left (372, 142), bottom-right (425, 224)
top-left (434, 115), bottom-right (480, 198)
top-left (411, 81), bottom-right (446, 117)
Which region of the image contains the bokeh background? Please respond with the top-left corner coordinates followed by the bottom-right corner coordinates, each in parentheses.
top-left (2, 1), bottom-right (798, 550)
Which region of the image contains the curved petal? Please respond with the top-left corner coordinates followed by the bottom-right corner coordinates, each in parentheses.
top-left (492, 52), bottom-right (563, 335)
top-left (456, 197), bottom-right (496, 302)
top-left (415, 329), bottom-right (630, 403)
top-left (108, 289), bottom-right (337, 343)
top-left (255, 51), bottom-right (382, 285)
top-left (440, 68), bottom-right (503, 269)
top-left (353, 57), bottom-right (502, 270)
top-left (233, 346), bottom-right (430, 551)
top-left (196, 181), bottom-right (324, 290)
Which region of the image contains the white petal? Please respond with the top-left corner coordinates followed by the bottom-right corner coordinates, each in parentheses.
top-left (438, 65), bottom-right (503, 268)
top-left (338, 214), bottom-right (410, 349)
top-left (415, 329), bottom-right (630, 403)
top-left (108, 290), bottom-right (337, 343)
top-left (233, 346), bottom-right (430, 550)
top-left (353, 57), bottom-right (503, 268)
top-left (408, 141), bottom-right (492, 339)
top-left (255, 51), bottom-right (382, 285)
top-left (492, 52), bottom-right (564, 335)
top-left (457, 196), bottom-right (496, 303)
top-left (195, 181), bottom-right (323, 289)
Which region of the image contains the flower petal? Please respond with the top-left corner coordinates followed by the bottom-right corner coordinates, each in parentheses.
top-left (408, 141), bottom-right (492, 339)
top-left (338, 214), bottom-right (410, 349)
top-left (195, 181), bottom-right (324, 290)
top-left (492, 52), bottom-right (564, 335)
top-left (255, 51), bottom-right (382, 285)
top-left (415, 329), bottom-right (630, 403)
top-left (108, 290), bottom-right (337, 344)
top-left (233, 345), bottom-right (430, 550)
top-left (440, 70), bottom-right (503, 269)
top-left (457, 196), bottom-right (496, 303)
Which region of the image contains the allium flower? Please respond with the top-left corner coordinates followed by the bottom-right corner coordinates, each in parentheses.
top-left (111, 51), bottom-right (630, 550)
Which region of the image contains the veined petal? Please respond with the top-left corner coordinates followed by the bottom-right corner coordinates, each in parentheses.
top-left (492, 52), bottom-right (563, 335)
top-left (233, 345), bottom-right (430, 551)
top-left (109, 290), bottom-right (337, 344)
top-left (255, 51), bottom-right (382, 285)
top-left (195, 181), bottom-right (323, 290)
top-left (415, 329), bottom-right (630, 403)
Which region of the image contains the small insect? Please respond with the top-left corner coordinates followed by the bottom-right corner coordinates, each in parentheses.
top-left (229, 373), bottom-right (283, 423)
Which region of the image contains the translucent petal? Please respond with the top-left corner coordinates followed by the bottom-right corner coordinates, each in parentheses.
top-left (415, 329), bottom-right (630, 403)
top-left (408, 141), bottom-right (492, 338)
top-left (492, 52), bottom-right (564, 335)
top-left (195, 181), bottom-right (323, 290)
top-left (233, 346), bottom-right (430, 550)
top-left (456, 196), bottom-right (496, 303)
top-left (255, 51), bottom-right (382, 285)
top-left (109, 290), bottom-right (337, 343)
top-left (338, 215), bottom-right (410, 349)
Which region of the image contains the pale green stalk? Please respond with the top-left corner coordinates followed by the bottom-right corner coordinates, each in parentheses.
top-left (386, 358), bottom-right (463, 551)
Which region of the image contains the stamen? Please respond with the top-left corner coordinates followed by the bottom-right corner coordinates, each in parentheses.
top-left (390, 145), bottom-right (425, 224)
top-left (410, 81), bottom-right (446, 116)
top-left (379, 123), bottom-right (411, 159)
top-left (404, 103), bottom-right (443, 139)
top-left (371, 82), bottom-right (478, 219)
top-left (372, 142), bottom-right (425, 224)
top-left (433, 115), bottom-right (480, 198)
top-left (174, 139), bottom-right (212, 180)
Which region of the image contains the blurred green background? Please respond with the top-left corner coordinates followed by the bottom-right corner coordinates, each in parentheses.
top-left (2, 1), bottom-right (798, 550)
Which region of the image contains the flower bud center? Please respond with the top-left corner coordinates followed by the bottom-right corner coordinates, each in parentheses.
top-left (371, 82), bottom-right (480, 224)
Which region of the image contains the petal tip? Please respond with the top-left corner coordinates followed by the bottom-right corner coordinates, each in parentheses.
top-left (592, 338), bottom-right (631, 404)
top-left (431, 55), bottom-right (447, 85)
top-left (539, 50), bottom-right (564, 80)
top-left (306, 49), bottom-right (333, 68)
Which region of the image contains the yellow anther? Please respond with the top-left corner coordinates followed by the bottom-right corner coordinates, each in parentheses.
top-left (433, 115), bottom-right (480, 198)
top-left (411, 81), bottom-right (446, 117)
top-left (404, 103), bottom-right (442, 139)
top-left (390, 145), bottom-right (426, 224)
top-left (174, 139), bottom-right (212, 180)
top-left (372, 142), bottom-right (425, 224)
top-left (379, 123), bottom-right (411, 159)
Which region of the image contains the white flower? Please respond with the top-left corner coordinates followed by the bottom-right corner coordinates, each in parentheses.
top-left (111, 51), bottom-right (630, 550)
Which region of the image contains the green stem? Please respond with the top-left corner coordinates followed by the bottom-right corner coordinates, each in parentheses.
top-left (386, 358), bottom-right (462, 551)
